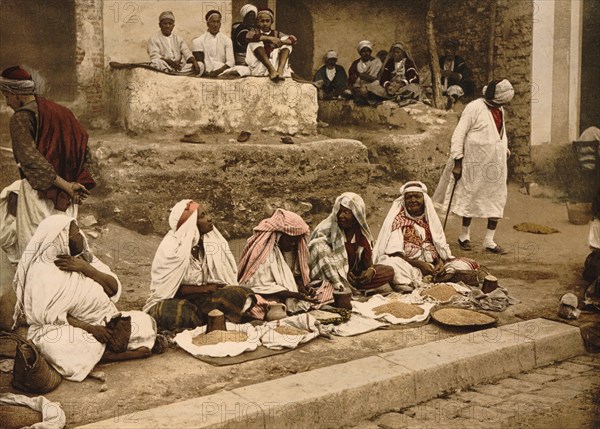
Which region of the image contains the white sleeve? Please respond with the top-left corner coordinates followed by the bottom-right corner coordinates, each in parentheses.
top-left (450, 102), bottom-right (476, 160)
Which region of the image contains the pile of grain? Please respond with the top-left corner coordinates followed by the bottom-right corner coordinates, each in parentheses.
top-left (421, 284), bottom-right (459, 301)
top-left (513, 222), bottom-right (559, 234)
top-left (433, 308), bottom-right (495, 326)
top-left (274, 325), bottom-right (308, 336)
top-left (373, 301), bottom-right (424, 319)
top-left (192, 330), bottom-right (248, 346)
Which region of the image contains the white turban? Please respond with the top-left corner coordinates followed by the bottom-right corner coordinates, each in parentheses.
top-left (240, 4), bottom-right (258, 19)
top-left (400, 181), bottom-right (428, 195)
top-left (159, 11), bottom-right (175, 22)
top-left (483, 79), bottom-right (515, 105)
top-left (0, 77), bottom-right (35, 95)
top-left (357, 40), bottom-right (373, 53)
top-left (326, 50), bottom-right (338, 60)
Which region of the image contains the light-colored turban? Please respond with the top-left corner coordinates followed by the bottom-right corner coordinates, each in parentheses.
top-left (483, 79), bottom-right (515, 105)
top-left (357, 40), bottom-right (373, 53)
top-left (0, 66), bottom-right (35, 95)
top-left (400, 181), bottom-right (428, 195)
top-left (240, 4), bottom-right (258, 19)
top-left (326, 50), bottom-right (338, 59)
top-left (159, 11), bottom-right (175, 22)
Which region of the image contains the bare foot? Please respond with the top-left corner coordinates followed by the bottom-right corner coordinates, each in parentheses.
top-left (268, 70), bottom-right (279, 81)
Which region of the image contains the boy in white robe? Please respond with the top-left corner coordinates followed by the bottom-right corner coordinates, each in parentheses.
top-left (192, 10), bottom-right (234, 77)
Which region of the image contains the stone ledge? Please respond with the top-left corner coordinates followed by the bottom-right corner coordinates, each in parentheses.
top-left (88, 137), bottom-right (370, 237)
top-left (106, 69), bottom-right (318, 135)
top-left (78, 319), bottom-right (583, 429)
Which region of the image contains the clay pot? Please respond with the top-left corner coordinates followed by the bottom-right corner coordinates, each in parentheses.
top-left (482, 275), bottom-right (499, 294)
top-left (206, 309), bottom-right (226, 333)
top-left (266, 303), bottom-right (287, 321)
top-left (333, 291), bottom-right (353, 310)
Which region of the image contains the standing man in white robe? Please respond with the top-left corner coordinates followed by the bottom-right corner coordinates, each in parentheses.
top-left (192, 10), bottom-right (235, 78)
top-left (433, 79), bottom-right (515, 254)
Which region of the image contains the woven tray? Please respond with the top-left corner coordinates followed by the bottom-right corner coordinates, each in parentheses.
top-left (430, 307), bottom-right (498, 328)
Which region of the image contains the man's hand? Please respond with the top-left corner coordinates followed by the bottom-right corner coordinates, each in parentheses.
top-left (347, 271), bottom-right (358, 287)
top-left (413, 260), bottom-right (436, 276)
top-left (55, 254), bottom-right (90, 273)
top-left (452, 159), bottom-right (462, 181)
top-left (192, 59), bottom-right (201, 75)
top-left (87, 325), bottom-right (113, 344)
top-left (68, 182), bottom-right (90, 204)
top-left (358, 267), bottom-right (376, 286)
top-left (165, 59), bottom-right (181, 71)
top-left (433, 258), bottom-right (445, 274)
top-left (269, 37), bottom-right (283, 48)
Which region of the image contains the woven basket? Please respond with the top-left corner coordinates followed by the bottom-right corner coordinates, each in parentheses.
top-left (0, 404), bottom-right (42, 429)
top-left (566, 202), bottom-right (593, 225)
top-left (0, 331), bottom-right (62, 394)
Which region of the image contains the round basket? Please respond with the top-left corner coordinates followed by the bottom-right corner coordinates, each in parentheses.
top-left (566, 202), bottom-right (592, 225)
top-left (430, 307), bottom-right (498, 328)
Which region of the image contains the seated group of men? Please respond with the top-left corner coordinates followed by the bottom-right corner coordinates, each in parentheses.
top-left (148, 6), bottom-right (295, 82)
top-left (313, 39), bottom-right (474, 108)
top-left (9, 181), bottom-right (481, 382)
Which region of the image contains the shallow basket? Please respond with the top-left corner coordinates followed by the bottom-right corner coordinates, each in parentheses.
top-left (0, 404), bottom-right (42, 429)
top-left (566, 202), bottom-right (592, 225)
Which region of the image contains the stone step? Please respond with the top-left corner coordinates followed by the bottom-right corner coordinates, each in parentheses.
top-left (77, 318), bottom-right (583, 428)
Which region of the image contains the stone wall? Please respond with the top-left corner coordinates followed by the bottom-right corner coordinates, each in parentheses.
top-left (88, 137), bottom-right (370, 238)
top-left (435, 0), bottom-right (533, 182)
top-left (75, 0), bottom-right (105, 123)
top-left (106, 69), bottom-right (318, 135)
top-left (278, 0), bottom-right (429, 80)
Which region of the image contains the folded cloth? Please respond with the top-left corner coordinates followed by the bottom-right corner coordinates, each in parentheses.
top-left (352, 294), bottom-right (434, 325)
top-left (174, 322), bottom-right (260, 358)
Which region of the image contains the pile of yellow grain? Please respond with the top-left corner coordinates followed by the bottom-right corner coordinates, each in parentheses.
top-left (192, 330), bottom-right (248, 346)
top-left (373, 301), bottom-right (424, 319)
top-left (421, 284), bottom-right (459, 301)
top-left (433, 308), bottom-right (495, 325)
top-left (274, 325), bottom-right (308, 336)
top-left (513, 222), bottom-right (559, 234)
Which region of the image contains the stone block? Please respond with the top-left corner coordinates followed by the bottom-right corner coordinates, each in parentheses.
top-left (89, 137), bottom-right (369, 237)
top-left (453, 390), bottom-right (504, 407)
top-left (553, 361), bottom-right (594, 373)
top-left (230, 356), bottom-right (415, 429)
top-left (376, 412), bottom-right (415, 429)
top-left (107, 69), bottom-right (318, 135)
top-left (472, 382), bottom-right (518, 398)
top-left (498, 318), bottom-right (585, 366)
top-left (76, 391), bottom-right (262, 429)
top-left (514, 372), bottom-right (557, 385)
top-left (379, 324), bottom-right (536, 402)
top-left (496, 377), bottom-right (542, 393)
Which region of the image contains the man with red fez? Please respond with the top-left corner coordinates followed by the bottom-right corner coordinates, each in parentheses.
top-left (0, 66), bottom-right (94, 265)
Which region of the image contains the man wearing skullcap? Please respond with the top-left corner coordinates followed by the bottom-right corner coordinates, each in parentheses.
top-left (232, 4), bottom-right (258, 65)
top-left (192, 10), bottom-right (234, 77)
top-left (148, 11), bottom-right (201, 75)
top-left (313, 50), bottom-right (348, 100)
top-left (245, 8), bottom-right (297, 81)
top-left (0, 66), bottom-right (95, 265)
top-left (348, 40), bottom-right (383, 103)
top-left (433, 79), bottom-right (515, 254)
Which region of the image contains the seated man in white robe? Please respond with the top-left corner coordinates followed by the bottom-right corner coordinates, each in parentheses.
top-left (374, 181), bottom-right (479, 292)
top-left (144, 200), bottom-right (254, 331)
top-left (238, 209), bottom-right (329, 316)
top-left (192, 10), bottom-right (235, 78)
top-left (148, 11), bottom-right (201, 75)
top-left (12, 215), bottom-right (158, 382)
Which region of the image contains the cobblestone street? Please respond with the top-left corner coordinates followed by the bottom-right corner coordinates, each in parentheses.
top-left (348, 354), bottom-right (600, 429)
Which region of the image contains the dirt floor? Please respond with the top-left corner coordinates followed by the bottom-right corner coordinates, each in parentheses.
top-left (0, 124), bottom-right (598, 427)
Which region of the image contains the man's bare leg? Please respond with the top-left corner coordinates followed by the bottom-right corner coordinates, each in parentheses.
top-left (101, 347), bottom-right (151, 362)
top-left (276, 48), bottom-right (290, 81)
top-left (253, 46), bottom-right (278, 80)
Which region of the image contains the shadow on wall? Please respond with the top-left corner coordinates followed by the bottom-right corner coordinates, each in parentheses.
top-left (276, 0), bottom-right (314, 80)
top-left (0, 0), bottom-right (77, 101)
top-left (532, 144), bottom-right (599, 203)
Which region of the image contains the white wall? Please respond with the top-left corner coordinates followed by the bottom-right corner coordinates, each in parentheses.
top-left (531, 0), bottom-right (583, 145)
top-left (103, 0), bottom-right (234, 64)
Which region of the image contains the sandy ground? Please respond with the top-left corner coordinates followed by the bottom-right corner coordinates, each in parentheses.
top-left (0, 127), bottom-right (597, 427)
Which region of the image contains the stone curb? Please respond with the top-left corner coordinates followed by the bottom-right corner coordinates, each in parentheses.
top-left (78, 318), bottom-right (584, 429)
